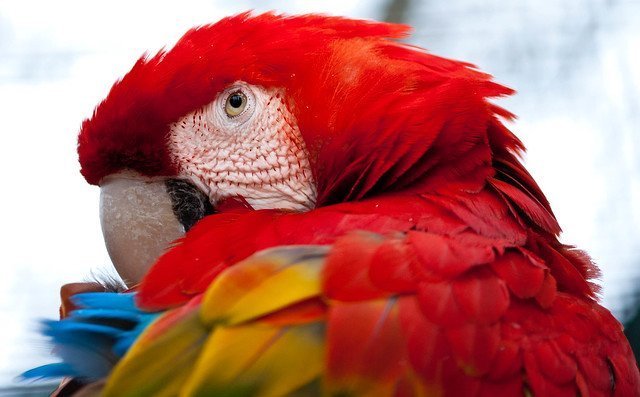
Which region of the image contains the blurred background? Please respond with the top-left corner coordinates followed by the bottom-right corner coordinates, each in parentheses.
top-left (0, 0), bottom-right (638, 394)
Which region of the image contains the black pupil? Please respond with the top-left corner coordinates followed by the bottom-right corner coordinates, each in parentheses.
top-left (229, 93), bottom-right (243, 108)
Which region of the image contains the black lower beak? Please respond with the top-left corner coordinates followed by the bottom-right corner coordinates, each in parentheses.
top-left (165, 179), bottom-right (215, 232)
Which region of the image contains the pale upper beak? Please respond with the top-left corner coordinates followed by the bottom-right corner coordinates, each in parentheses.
top-left (99, 172), bottom-right (205, 286)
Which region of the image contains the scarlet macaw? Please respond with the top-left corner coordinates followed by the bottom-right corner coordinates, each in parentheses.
top-left (25, 12), bottom-right (640, 396)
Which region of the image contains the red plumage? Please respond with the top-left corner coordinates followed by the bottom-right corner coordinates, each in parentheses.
top-left (77, 12), bottom-right (639, 396)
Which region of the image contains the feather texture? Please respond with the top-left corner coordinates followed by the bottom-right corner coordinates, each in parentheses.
top-left (102, 247), bottom-right (328, 396)
top-left (31, 235), bottom-right (639, 396)
top-left (23, 293), bottom-right (158, 381)
top-left (38, 11), bottom-right (639, 396)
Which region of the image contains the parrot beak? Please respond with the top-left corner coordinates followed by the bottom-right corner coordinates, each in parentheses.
top-left (99, 172), bottom-right (212, 286)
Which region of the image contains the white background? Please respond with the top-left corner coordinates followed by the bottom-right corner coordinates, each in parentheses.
top-left (1, 0), bottom-right (638, 387)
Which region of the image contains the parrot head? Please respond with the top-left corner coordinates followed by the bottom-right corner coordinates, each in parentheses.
top-left (78, 12), bottom-right (522, 285)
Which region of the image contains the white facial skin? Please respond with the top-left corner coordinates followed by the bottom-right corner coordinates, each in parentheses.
top-left (167, 81), bottom-right (317, 211)
top-left (100, 82), bottom-right (317, 286)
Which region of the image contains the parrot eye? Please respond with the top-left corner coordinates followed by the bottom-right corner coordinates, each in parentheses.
top-left (224, 91), bottom-right (248, 117)
top-left (214, 83), bottom-right (256, 125)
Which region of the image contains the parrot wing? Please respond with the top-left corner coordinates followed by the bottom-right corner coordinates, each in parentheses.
top-left (50, 233), bottom-right (637, 396)
top-left (104, 245), bottom-right (328, 397)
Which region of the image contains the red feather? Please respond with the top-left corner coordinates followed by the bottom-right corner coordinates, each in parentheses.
top-left (326, 300), bottom-right (409, 394)
top-left (75, 12), bottom-right (639, 395)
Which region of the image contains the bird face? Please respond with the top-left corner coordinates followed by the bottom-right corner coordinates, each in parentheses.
top-left (79, 13), bottom-right (509, 287)
top-left (167, 81), bottom-right (316, 211)
top-left (98, 81), bottom-right (317, 285)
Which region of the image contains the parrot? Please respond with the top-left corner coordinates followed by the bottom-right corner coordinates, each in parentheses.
top-left (23, 11), bottom-right (640, 397)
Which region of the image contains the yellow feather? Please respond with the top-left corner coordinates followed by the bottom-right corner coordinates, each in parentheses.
top-left (201, 246), bottom-right (328, 326)
top-left (103, 246), bottom-right (330, 396)
top-left (103, 308), bottom-right (207, 397)
top-left (182, 322), bottom-right (324, 397)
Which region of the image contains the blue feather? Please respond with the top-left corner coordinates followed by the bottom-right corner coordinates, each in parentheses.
top-left (21, 363), bottom-right (75, 379)
top-left (22, 292), bottom-right (160, 381)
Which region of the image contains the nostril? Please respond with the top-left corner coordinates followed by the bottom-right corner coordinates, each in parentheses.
top-left (165, 179), bottom-right (215, 232)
